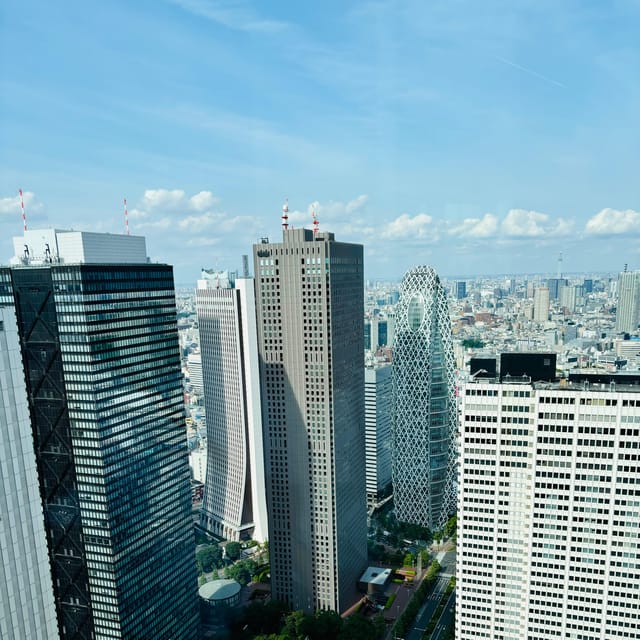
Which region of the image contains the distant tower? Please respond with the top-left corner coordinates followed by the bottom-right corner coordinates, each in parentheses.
top-left (557, 251), bottom-right (563, 278)
top-left (392, 266), bottom-right (457, 529)
top-left (253, 226), bottom-right (367, 612)
top-left (197, 268), bottom-right (268, 542)
top-left (616, 269), bottom-right (640, 333)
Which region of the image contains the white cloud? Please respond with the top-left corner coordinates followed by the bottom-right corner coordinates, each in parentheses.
top-left (381, 213), bottom-right (435, 240)
top-left (189, 190), bottom-right (219, 211)
top-left (585, 208), bottom-right (640, 235)
top-left (450, 213), bottom-right (498, 238)
top-left (501, 209), bottom-right (549, 237)
top-left (0, 191), bottom-right (43, 216)
top-left (179, 212), bottom-right (221, 232)
top-left (345, 194), bottom-right (369, 214)
top-left (287, 195), bottom-right (369, 226)
top-left (128, 207), bottom-right (148, 219)
top-left (142, 189), bottom-right (187, 211)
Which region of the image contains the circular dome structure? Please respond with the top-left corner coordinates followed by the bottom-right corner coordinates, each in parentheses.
top-left (198, 579), bottom-right (241, 609)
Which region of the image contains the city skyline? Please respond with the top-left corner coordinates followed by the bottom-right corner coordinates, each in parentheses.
top-left (1, 1), bottom-right (639, 282)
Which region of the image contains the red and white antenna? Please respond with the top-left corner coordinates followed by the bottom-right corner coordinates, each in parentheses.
top-left (312, 206), bottom-right (319, 236)
top-left (281, 198), bottom-right (289, 231)
top-left (19, 189), bottom-right (27, 231)
top-left (124, 197), bottom-right (130, 235)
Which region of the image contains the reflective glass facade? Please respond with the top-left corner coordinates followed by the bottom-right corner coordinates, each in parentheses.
top-left (2, 264), bottom-right (199, 640)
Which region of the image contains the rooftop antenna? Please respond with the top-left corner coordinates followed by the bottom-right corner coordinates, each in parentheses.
top-left (312, 206), bottom-right (319, 236)
top-left (281, 198), bottom-right (289, 231)
top-left (19, 189), bottom-right (27, 231)
top-left (124, 198), bottom-right (130, 235)
top-left (557, 252), bottom-right (563, 279)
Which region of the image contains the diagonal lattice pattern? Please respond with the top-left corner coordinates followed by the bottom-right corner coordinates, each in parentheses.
top-left (392, 265), bottom-right (457, 530)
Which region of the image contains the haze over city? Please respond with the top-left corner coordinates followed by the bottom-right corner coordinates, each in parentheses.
top-left (1, 0), bottom-right (639, 282)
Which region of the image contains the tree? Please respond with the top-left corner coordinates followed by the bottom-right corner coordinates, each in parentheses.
top-left (196, 544), bottom-right (223, 573)
top-left (282, 610), bottom-right (308, 638)
top-left (226, 559), bottom-right (257, 586)
top-left (338, 614), bottom-right (384, 640)
top-left (403, 552), bottom-right (415, 567)
top-left (306, 610), bottom-right (342, 640)
top-left (244, 600), bottom-right (290, 636)
top-left (444, 515), bottom-right (457, 540)
top-left (226, 540), bottom-right (242, 561)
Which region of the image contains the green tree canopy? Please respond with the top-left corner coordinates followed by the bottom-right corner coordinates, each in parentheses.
top-left (225, 540), bottom-right (242, 561)
top-left (225, 559), bottom-right (257, 586)
top-left (196, 544), bottom-right (223, 573)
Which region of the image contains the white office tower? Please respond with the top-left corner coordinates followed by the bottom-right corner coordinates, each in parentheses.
top-left (533, 286), bottom-right (550, 322)
top-left (0, 306), bottom-right (59, 640)
top-left (393, 265), bottom-right (457, 529)
top-left (197, 269), bottom-right (268, 542)
top-left (616, 270), bottom-right (640, 333)
top-left (457, 378), bottom-right (640, 640)
top-left (187, 352), bottom-right (204, 395)
top-left (364, 364), bottom-right (393, 510)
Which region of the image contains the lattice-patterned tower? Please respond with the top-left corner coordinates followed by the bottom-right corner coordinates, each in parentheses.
top-left (392, 265), bottom-right (456, 529)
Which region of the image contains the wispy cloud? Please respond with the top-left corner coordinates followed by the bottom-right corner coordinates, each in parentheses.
top-left (166, 0), bottom-right (289, 33)
top-left (494, 55), bottom-right (566, 88)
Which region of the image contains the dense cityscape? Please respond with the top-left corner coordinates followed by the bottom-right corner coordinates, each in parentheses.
top-left (1, 220), bottom-right (639, 639)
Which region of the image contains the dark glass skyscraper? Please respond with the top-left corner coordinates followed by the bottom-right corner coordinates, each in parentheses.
top-left (2, 229), bottom-right (198, 640)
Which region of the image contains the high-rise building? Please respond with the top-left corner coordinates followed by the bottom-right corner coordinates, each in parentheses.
top-left (546, 277), bottom-right (568, 300)
top-left (196, 269), bottom-right (268, 542)
top-left (457, 374), bottom-right (640, 640)
top-left (2, 229), bottom-right (199, 640)
top-left (187, 352), bottom-right (203, 395)
top-left (616, 270), bottom-right (640, 334)
top-left (253, 227), bottom-right (367, 612)
top-left (455, 280), bottom-right (467, 300)
top-left (533, 286), bottom-right (550, 322)
top-left (392, 266), bottom-right (456, 529)
top-left (0, 304), bottom-right (60, 640)
top-left (364, 364), bottom-right (393, 510)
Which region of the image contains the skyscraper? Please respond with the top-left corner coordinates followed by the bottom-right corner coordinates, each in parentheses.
top-left (2, 229), bottom-right (198, 640)
top-left (616, 269), bottom-right (640, 333)
top-left (364, 364), bottom-right (393, 510)
top-left (197, 269), bottom-right (268, 542)
top-left (253, 227), bottom-right (367, 612)
top-left (457, 374), bottom-right (640, 640)
top-left (455, 280), bottom-right (467, 300)
top-left (533, 286), bottom-right (550, 322)
top-left (0, 303), bottom-right (59, 640)
top-left (392, 266), bottom-right (456, 529)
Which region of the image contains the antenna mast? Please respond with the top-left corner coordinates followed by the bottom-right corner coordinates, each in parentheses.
top-left (19, 189), bottom-right (27, 231)
top-left (312, 207), bottom-right (319, 236)
top-left (281, 198), bottom-right (289, 231)
top-left (124, 198), bottom-right (130, 235)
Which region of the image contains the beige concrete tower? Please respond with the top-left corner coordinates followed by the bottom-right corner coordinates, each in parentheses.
top-left (253, 226), bottom-right (367, 613)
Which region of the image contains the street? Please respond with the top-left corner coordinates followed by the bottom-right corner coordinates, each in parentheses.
top-left (430, 590), bottom-right (455, 640)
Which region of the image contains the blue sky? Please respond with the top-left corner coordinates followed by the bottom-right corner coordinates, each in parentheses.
top-left (1, 0), bottom-right (639, 283)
